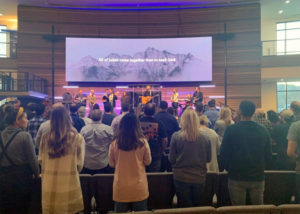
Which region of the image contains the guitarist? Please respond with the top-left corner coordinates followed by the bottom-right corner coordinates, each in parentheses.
top-left (143, 85), bottom-right (154, 104)
top-left (75, 89), bottom-right (87, 107)
top-left (193, 86), bottom-right (203, 105)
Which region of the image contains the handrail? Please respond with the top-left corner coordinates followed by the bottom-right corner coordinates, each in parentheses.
top-left (262, 39), bottom-right (300, 56)
top-left (0, 72), bottom-right (48, 94)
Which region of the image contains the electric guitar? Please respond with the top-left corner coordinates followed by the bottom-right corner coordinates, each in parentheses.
top-left (141, 94), bottom-right (159, 104)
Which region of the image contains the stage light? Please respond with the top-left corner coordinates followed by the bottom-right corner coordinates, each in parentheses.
top-left (63, 85), bottom-right (79, 88)
top-left (116, 86), bottom-right (129, 88)
top-left (200, 85), bottom-right (215, 88)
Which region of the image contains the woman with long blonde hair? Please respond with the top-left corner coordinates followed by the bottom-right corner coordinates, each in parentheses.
top-left (38, 106), bottom-right (85, 214)
top-left (169, 108), bottom-right (211, 207)
top-left (214, 107), bottom-right (234, 142)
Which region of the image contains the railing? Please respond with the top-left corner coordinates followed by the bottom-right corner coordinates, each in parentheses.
top-left (0, 72), bottom-right (48, 94)
top-left (262, 39), bottom-right (300, 56)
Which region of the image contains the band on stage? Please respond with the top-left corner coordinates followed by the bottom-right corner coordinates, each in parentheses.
top-left (62, 85), bottom-right (204, 116)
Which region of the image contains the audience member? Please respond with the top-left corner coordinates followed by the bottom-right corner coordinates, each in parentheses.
top-left (111, 103), bottom-right (130, 133)
top-left (169, 108), bottom-right (211, 208)
top-left (109, 113), bottom-right (151, 213)
top-left (290, 101), bottom-right (300, 121)
top-left (70, 104), bottom-right (85, 132)
top-left (195, 102), bottom-right (211, 127)
top-left (140, 103), bottom-right (167, 172)
top-left (154, 101), bottom-right (180, 172)
top-left (287, 101), bottom-right (300, 203)
top-left (220, 100), bottom-right (272, 205)
top-left (214, 107), bottom-right (234, 142)
top-left (38, 106), bottom-right (85, 214)
top-left (27, 103), bottom-right (46, 145)
top-left (204, 99), bottom-right (219, 128)
top-left (93, 103), bottom-right (100, 110)
top-left (80, 109), bottom-right (114, 174)
top-left (267, 110), bottom-right (280, 126)
top-left (35, 102), bottom-right (64, 151)
top-left (0, 105), bottom-right (39, 214)
top-left (102, 102), bottom-right (116, 126)
top-left (78, 106), bottom-right (92, 125)
top-left (271, 109), bottom-right (295, 170)
top-left (252, 108), bottom-right (272, 133)
top-left (199, 115), bottom-right (220, 173)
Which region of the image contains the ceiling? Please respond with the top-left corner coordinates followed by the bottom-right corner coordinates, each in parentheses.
top-left (0, 0), bottom-right (300, 30)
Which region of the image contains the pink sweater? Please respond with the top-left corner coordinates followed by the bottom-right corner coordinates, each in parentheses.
top-left (109, 139), bottom-right (151, 202)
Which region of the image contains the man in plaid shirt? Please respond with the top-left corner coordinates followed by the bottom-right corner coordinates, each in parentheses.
top-left (27, 103), bottom-right (47, 146)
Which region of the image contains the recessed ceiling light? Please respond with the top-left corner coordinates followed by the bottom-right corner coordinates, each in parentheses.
top-left (0, 13), bottom-right (3, 16)
top-left (285, 0), bottom-right (290, 4)
top-left (278, 10), bottom-right (284, 14)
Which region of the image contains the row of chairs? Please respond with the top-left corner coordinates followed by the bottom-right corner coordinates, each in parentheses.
top-left (118, 204), bottom-right (300, 214)
top-left (28, 171), bottom-right (296, 213)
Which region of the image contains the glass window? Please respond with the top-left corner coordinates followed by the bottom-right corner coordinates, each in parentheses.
top-left (286, 21), bottom-right (300, 29)
top-left (276, 21), bottom-right (300, 55)
top-left (277, 23), bottom-right (285, 30)
top-left (0, 25), bottom-right (7, 58)
top-left (277, 81), bottom-right (300, 112)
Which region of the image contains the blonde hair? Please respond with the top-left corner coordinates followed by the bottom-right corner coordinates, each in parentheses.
top-left (219, 107), bottom-right (232, 126)
top-left (180, 108), bottom-right (201, 142)
top-left (199, 115), bottom-right (209, 126)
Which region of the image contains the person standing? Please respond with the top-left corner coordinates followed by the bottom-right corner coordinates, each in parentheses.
top-left (140, 103), bottom-right (167, 172)
top-left (0, 106), bottom-right (39, 214)
top-left (193, 86), bottom-right (203, 104)
top-left (38, 106), bottom-right (85, 214)
top-left (287, 101), bottom-right (300, 203)
top-left (204, 99), bottom-right (219, 128)
top-left (88, 89), bottom-right (97, 110)
top-left (214, 107), bottom-right (234, 142)
top-left (109, 113), bottom-right (151, 213)
top-left (171, 88), bottom-right (179, 117)
top-left (169, 108), bottom-right (211, 208)
top-left (154, 101), bottom-right (180, 172)
top-left (75, 89), bottom-right (87, 107)
top-left (220, 100), bottom-right (272, 205)
top-left (80, 109), bottom-right (114, 174)
top-left (111, 103), bottom-right (130, 133)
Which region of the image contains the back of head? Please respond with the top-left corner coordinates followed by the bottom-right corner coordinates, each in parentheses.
top-left (78, 106), bottom-right (86, 118)
top-left (180, 108), bottom-right (200, 142)
top-left (90, 109), bottom-right (102, 122)
top-left (35, 103), bottom-right (45, 116)
top-left (117, 113), bottom-right (144, 151)
top-left (208, 99), bottom-right (216, 108)
top-left (280, 109), bottom-right (294, 123)
top-left (104, 102), bottom-right (112, 113)
top-left (69, 104), bottom-right (78, 114)
top-left (93, 103), bottom-right (100, 110)
top-left (4, 105), bottom-right (25, 126)
top-left (121, 103), bottom-right (130, 112)
top-left (267, 110), bottom-right (280, 123)
top-left (195, 102), bottom-right (204, 113)
top-left (48, 106), bottom-right (75, 158)
top-left (219, 107), bottom-right (232, 125)
top-left (290, 101), bottom-right (300, 114)
top-left (239, 100), bottom-right (256, 118)
top-left (160, 101), bottom-right (168, 110)
top-left (144, 103), bottom-right (156, 116)
top-left (199, 114), bottom-right (209, 126)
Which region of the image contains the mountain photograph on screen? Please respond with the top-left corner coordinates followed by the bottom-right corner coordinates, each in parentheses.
top-left (66, 37), bottom-right (212, 82)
